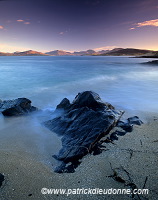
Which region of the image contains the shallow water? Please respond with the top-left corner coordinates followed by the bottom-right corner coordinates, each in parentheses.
top-left (0, 56), bottom-right (158, 112)
top-left (0, 111), bottom-right (62, 167)
top-left (0, 56), bottom-right (158, 165)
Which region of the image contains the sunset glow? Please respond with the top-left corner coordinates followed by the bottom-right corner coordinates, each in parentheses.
top-left (0, 0), bottom-right (158, 52)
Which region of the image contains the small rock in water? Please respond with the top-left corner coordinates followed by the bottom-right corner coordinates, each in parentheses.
top-left (0, 98), bottom-right (38, 116)
top-left (144, 60), bottom-right (158, 65)
top-left (0, 173), bottom-right (4, 187)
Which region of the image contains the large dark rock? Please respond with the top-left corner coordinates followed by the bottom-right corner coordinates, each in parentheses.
top-left (0, 98), bottom-right (37, 116)
top-left (0, 173), bottom-right (4, 187)
top-left (44, 91), bottom-right (124, 166)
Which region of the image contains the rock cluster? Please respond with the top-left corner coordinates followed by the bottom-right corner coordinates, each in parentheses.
top-left (0, 91), bottom-right (143, 173)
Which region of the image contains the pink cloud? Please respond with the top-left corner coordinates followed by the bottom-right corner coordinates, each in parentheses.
top-left (17, 20), bottom-right (30, 25)
top-left (137, 19), bottom-right (158, 27)
top-left (17, 19), bottom-right (24, 22)
top-left (24, 22), bottom-right (30, 25)
top-left (130, 19), bottom-right (158, 30)
top-left (0, 25), bottom-right (4, 29)
top-left (129, 27), bottom-right (135, 30)
top-left (59, 32), bottom-right (64, 35)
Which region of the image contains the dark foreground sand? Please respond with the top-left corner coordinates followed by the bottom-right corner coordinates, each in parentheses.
top-left (0, 114), bottom-right (158, 200)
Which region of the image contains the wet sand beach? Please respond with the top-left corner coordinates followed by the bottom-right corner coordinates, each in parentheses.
top-left (0, 113), bottom-right (158, 200)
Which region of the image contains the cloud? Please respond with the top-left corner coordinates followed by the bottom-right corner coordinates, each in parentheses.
top-left (17, 19), bottom-right (24, 22)
top-left (59, 32), bottom-right (64, 35)
top-left (17, 19), bottom-right (30, 25)
top-left (137, 19), bottom-right (158, 27)
top-left (0, 25), bottom-right (4, 29)
top-left (24, 22), bottom-right (30, 25)
top-left (93, 46), bottom-right (118, 51)
top-left (130, 19), bottom-right (158, 30)
top-left (129, 27), bottom-right (135, 30)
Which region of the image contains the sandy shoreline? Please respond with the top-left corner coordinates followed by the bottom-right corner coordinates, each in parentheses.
top-left (0, 113), bottom-right (158, 200)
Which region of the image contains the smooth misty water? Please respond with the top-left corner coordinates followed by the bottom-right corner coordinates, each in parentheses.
top-left (0, 56), bottom-right (158, 112)
top-left (0, 56), bottom-right (158, 166)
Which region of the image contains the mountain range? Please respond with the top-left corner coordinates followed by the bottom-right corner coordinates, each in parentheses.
top-left (0, 48), bottom-right (158, 57)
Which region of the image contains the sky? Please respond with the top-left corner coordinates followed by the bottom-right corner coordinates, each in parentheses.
top-left (0, 0), bottom-right (158, 52)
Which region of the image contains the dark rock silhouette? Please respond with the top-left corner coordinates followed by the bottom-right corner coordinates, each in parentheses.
top-left (0, 98), bottom-right (37, 116)
top-left (44, 91), bottom-right (124, 171)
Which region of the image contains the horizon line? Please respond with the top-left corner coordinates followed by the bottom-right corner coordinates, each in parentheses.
top-left (0, 47), bottom-right (158, 54)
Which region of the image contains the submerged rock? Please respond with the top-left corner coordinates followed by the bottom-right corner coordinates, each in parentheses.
top-left (0, 98), bottom-right (37, 116)
top-left (44, 91), bottom-right (124, 166)
top-left (143, 60), bottom-right (158, 65)
top-left (0, 173), bottom-right (4, 187)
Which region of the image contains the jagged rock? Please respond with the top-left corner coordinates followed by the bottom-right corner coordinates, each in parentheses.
top-left (0, 98), bottom-right (37, 116)
top-left (56, 98), bottom-right (71, 110)
top-left (128, 116), bottom-right (143, 125)
top-left (44, 91), bottom-right (124, 164)
top-left (71, 91), bottom-right (115, 110)
top-left (0, 173), bottom-right (4, 187)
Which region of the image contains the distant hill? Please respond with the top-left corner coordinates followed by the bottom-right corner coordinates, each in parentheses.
top-left (0, 52), bottom-right (13, 56)
top-left (45, 48), bottom-right (156, 56)
top-left (45, 49), bottom-right (97, 56)
top-left (100, 48), bottom-right (153, 56)
top-left (45, 50), bottom-right (72, 56)
top-left (105, 48), bottom-right (124, 54)
top-left (13, 50), bottom-right (47, 56)
top-left (0, 48), bottom-right (157, 56)
top-left (0, 50), bottom-right (47, 56)
top-left (73, 49), bottom-right (96, 56)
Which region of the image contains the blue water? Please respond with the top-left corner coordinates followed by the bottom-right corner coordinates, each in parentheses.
top-left (0, 56), bottom-right (158, 113)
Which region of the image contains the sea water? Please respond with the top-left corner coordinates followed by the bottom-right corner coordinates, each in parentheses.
top-left (0, 56), bottom-right (158, 165)
top-left (0, 56), bottom-right (158, 112)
